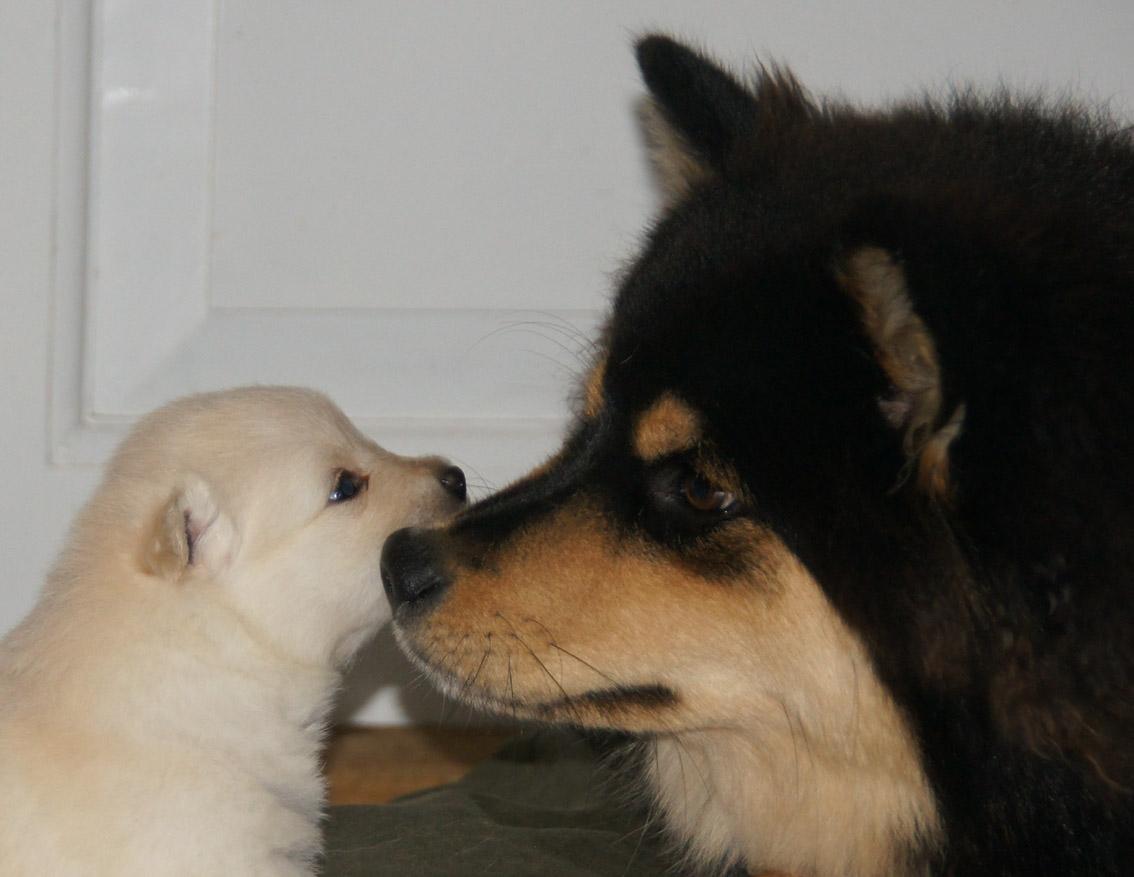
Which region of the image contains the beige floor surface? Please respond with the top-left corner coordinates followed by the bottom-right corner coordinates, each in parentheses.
top-left (324, 726), bottom-right (512, 805)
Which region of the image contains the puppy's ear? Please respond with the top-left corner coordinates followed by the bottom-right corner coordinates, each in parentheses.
top-left (145, 475), bottom-right (238, 580)
top-left (635, 35), bottom-right (809, 204)
top-left (838, 246), bottom-right (966, 501)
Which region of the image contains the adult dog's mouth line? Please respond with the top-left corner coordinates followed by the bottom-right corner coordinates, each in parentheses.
top-left (532, 682), bottom-right (679, 717)
top-left (391, 624), bottom-right (677, 717)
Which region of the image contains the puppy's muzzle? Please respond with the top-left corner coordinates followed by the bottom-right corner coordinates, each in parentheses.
top-left (381, 527), bottom-right (451, 610)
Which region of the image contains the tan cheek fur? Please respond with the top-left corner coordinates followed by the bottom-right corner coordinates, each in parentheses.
top-left (400, 500), bottom-right (695, 730)
top-left (646, 550), bottom-right (941, 877)
top-left (404, 507), bottom-right (941, 876)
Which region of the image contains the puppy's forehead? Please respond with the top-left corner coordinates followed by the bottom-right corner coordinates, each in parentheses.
top-left (238, 392), bottom-right (369, 449)
top-left (190, 389), bottom-right (376, 474)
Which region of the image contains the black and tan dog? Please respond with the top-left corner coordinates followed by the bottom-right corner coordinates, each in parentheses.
top-left (382, 36), bottom-right (1134, 875)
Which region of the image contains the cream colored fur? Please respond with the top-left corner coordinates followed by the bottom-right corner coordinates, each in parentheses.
top-left (0, 387), bottom-right (461, 876)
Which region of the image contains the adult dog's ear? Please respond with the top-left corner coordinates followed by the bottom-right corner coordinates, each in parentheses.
top-left (838, 245), bottom-right (966, 502)
top-left (635, 34), bottom-right (809, 203)
top-left (145, 475), bottom-right (238, 580)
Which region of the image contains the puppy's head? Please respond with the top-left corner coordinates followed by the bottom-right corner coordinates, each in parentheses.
top-left (80, 387), bottom-right (465, 668)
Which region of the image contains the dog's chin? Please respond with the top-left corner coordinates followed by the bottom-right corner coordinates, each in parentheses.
top-left (391, 622), bottom-right (679, 730)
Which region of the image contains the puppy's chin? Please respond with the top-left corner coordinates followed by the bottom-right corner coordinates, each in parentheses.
top-left (329, 598), bottom-right (391, 669)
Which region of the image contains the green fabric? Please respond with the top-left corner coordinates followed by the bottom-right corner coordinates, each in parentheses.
top-left (322, 731), bottom-right (676, 876)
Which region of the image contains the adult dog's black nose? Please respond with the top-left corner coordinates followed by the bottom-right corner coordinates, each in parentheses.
top-left (437, 465), bottom-right (467, 502)
top-left (381, 527), bottom-right (451, 610)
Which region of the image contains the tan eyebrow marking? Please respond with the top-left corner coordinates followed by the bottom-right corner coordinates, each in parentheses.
top-left (633, 392), bottom-right (702, 461)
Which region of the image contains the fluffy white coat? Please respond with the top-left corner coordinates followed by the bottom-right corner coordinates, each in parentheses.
top-left (0, 387), bottom-right (461, 875)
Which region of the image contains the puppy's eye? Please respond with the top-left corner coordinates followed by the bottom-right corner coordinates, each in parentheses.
top-left (682, 473), bottom-right (737, 514)
top-left (329, 471), bottom-right (368, 504)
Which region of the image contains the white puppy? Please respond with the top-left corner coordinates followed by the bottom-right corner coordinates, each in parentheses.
top-left (0, 387), bottom-right (466, 876)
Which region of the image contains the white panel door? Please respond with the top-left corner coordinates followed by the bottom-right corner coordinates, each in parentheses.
top-left (3, 1), bottom-right (1131, 724)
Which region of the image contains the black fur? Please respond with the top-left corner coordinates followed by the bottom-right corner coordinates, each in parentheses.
top-left (622, 36), bottom-right (1134, 873)
top-left (439, 36), bottom-right (1134, 873)
top-left (534, 684), bottom-right (680, 719)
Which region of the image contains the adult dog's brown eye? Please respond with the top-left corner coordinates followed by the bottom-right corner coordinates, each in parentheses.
top-left (682, 473), bottom-right (736, 513)
top-left (329, 471), bottom-right (367, 504)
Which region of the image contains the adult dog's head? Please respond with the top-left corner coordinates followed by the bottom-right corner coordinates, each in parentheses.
top-left (383, 35), bottom-right (1134, 876)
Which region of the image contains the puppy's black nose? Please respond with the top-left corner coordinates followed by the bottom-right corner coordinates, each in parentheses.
top-left (381, 527), bottom-right (451, 610)
top-left (438, 465), bottom-right (467, 502)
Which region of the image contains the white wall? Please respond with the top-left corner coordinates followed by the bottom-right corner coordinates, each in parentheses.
top-left (2, 1), bottom-right (1131, 725)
